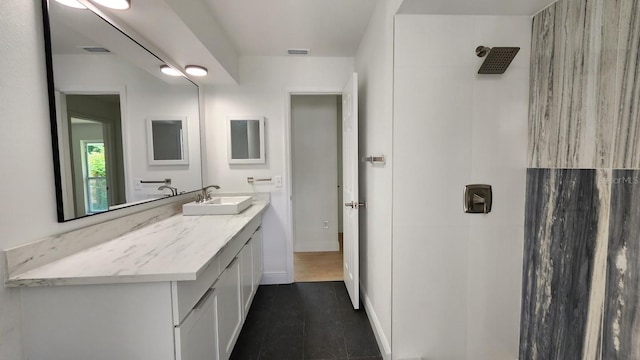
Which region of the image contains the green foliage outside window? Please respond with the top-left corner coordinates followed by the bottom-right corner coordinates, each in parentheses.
top-left (87, 144), bottom-right (106, 177)
top-left (86, 143), bottom-right (107, 212)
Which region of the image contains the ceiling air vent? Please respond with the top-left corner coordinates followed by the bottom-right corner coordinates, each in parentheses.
top-left (81, 46), bottom-right (111, 53)
top-left (287, 48), bottom-right (309, 55)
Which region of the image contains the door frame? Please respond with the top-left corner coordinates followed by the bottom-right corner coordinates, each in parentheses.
top-left (55, 86), bottom-right (130, 202)
top-left (284, 87), bottom-right (343, 283)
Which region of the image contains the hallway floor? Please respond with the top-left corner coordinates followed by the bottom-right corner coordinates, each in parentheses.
top-left (294, 234), bottom-right (343, 282)
top-left (294, 251), bottom-right (343, 282)
top-left (230, 282), bottom-right (382, 360)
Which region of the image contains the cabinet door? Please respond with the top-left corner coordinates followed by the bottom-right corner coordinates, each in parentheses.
top-left (217, 258), bottom-right (242, 360)
top-left (175, 288), bottom-right (219, 360)
top-left (240, 242), bottom-right (253, 315)
top-left (251, 228), bottom-right (263, 291)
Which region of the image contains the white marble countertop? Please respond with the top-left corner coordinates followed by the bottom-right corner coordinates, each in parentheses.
top-left (6, 201), bottom-right (268, 287)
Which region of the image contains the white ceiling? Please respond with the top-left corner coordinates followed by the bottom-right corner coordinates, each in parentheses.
top-left (204, 0), bottom-right (378, 57)
top-left (79, 0), bottom-right (559, 85)
top-left (397, 0), bottom-right (556, 16)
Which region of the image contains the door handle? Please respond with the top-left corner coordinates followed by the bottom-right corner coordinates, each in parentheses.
top-left (344, 201), bottom-right (366, 209)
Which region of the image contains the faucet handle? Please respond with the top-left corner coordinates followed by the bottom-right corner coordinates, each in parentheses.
top-left (202, 185), bottom-right (220, 200)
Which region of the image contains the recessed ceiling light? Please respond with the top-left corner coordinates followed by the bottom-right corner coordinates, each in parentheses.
top-left (160, 65), bottom-right (181, 77)
top-left (185, 65), bottom-right (208, 77)
top-left (54, 0), bottom-right (87, 9)
top-left (91, 0), bottom-right (130, 10)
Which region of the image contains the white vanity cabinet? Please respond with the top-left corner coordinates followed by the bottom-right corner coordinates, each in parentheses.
top-left (216, 257), bottom-right (243, 360)
top-left (20, 217), bottom-right (265, 360)
top-left (240, 241), bottom-right (254, 314)
top-left (251, 227), bottom-right (263, 292)
top-left (175, 287), bottom-right (219, 360)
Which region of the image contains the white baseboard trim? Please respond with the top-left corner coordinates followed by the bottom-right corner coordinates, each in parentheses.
top-left (260, 271), bottom-right (290, 285)
top-left (361, 286), bottom-right (391, 360)
top-left (294, 240), bottom-right (339, 252)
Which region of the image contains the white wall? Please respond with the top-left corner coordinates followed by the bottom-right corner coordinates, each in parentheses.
top-left (53, 54), bottom-right (201, 202)
top-left (392, 15), bottom-right (531, 360)
top-left (0, 4), bottom-right (202, 358)
top-left (354, 0), bottom-right (401, 356)
top-left (204, 56), bottom-right (354, 283)
top-left (291, 95), bottom-right (339, 252)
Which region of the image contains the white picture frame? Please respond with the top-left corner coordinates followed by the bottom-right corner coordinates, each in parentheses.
top-left (146, 116), bottom-right (189, 165)
top-left (227, 116), bottom-right (266, 164)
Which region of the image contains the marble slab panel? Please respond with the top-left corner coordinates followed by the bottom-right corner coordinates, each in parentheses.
top-left (602, 170), bottom-right (640, 359)
top-left (3, 192), bottom-right (270, 280)
top-left (612, 0), bottom-right (640, 169)
top-left (519, 168), bottom-right (611, 359)
top-left (3, 201), bottom-right (183, 278)
top-left (528, 0), bottom-right (609, 169)
top-left (5, 201), bottom-right (269, 287)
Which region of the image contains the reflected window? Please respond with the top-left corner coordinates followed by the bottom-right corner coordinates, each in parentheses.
top-left (83, 141), bottom-right (108, 213)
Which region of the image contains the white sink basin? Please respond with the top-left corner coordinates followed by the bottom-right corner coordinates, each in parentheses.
top-left (182, 196), bottom-right (253, 216)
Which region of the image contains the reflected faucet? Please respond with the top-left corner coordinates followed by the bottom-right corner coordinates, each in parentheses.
top-left (158, 185), bottom-right (178, 196)
top-left (202, 185), bottom-right (221, 200)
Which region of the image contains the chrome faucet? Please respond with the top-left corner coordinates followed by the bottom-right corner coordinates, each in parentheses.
top-left (201, 185), bottom-right (220, 200)
top-left (158, 185), bottom-right (178, 196)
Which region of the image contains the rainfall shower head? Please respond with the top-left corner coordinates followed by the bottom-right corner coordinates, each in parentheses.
top-left (475, 46), bottom-right (520, 74)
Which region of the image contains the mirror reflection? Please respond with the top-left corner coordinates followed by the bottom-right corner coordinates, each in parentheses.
top-left (46, 0), bottom-right (203, 221)
top-left (228, 117), bottom-right (265, 164)
top-left (147, 117), bottom-right (189, 165)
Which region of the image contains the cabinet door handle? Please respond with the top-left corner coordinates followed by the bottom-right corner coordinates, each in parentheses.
top-left (193, 288), bottom-right (214, 311)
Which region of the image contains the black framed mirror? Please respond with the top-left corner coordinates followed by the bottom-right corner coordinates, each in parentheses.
top-left (41, 0), bottom-right (203, 222)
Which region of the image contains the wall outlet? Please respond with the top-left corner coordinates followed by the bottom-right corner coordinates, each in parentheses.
top-left (274, 175), bottom-right (282, 187)
top-left (323, 221), bottom-right (329, 229)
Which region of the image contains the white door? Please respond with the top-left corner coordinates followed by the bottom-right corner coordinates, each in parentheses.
top-left (342, 73), bottom-right (360, 309)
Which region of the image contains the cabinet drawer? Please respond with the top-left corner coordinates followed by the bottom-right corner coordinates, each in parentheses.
top-left (171, 217), bottom-right (260, 326)
top-left (174, 287), bottom-right (219, 360)
top-left (172, 256), bottom-right (221, 326)
top-left (218, 217), bottom-right (260, 269)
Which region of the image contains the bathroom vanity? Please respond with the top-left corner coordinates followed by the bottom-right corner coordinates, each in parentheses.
top-left (5, 201), bottom-right (268, 360)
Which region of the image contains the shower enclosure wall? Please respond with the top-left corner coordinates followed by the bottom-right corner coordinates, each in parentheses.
top-left (392, 14), bottom-right (532, 359)
top-left (521, 0), bottom-right (640, 358)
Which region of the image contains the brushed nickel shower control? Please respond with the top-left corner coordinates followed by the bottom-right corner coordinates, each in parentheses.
top-left (464, 184), bottom-right (492, 214)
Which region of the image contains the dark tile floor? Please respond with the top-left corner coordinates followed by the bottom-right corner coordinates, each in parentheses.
top-left (230, 281), bottom-right (382, 360)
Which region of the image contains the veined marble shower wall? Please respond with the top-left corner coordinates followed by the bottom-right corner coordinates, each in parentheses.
top-left (521, 0), bottom-right (640, 359)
